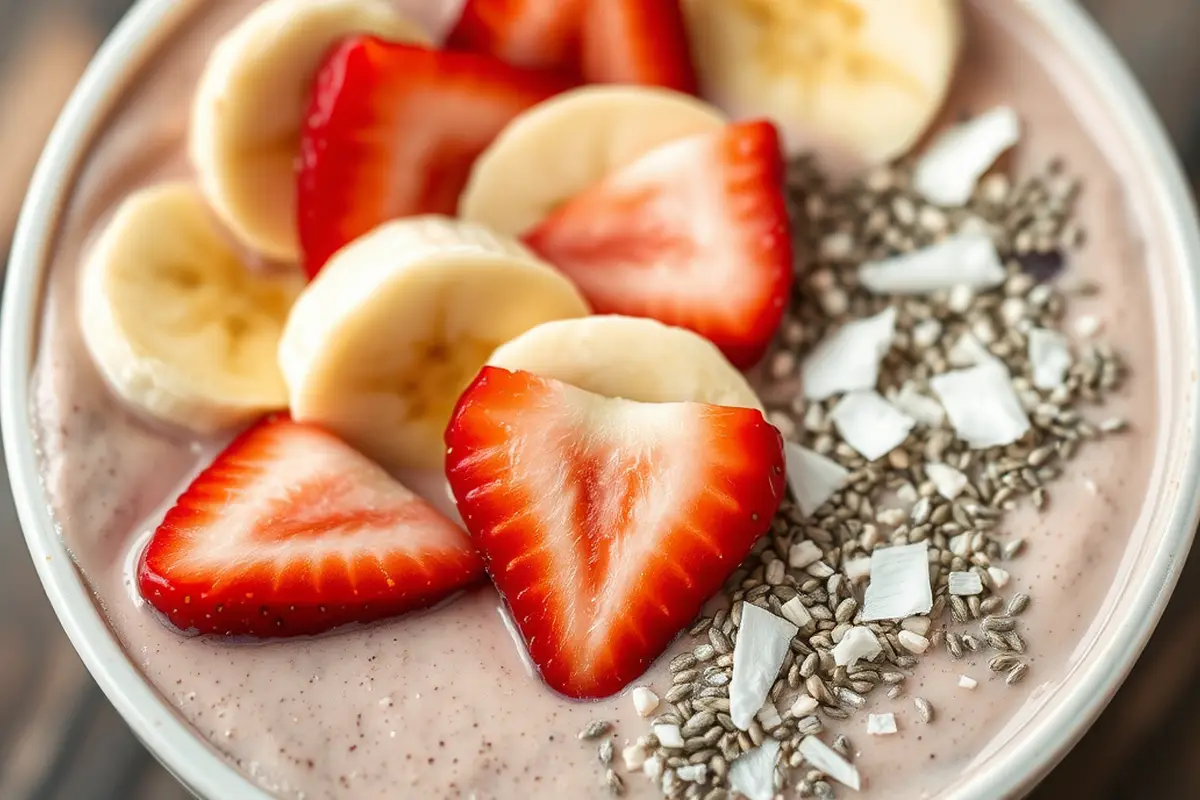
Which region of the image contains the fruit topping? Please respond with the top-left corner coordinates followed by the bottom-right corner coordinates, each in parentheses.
top-left (139, 414), bottom-right (485, 637)
top-left (78, 183), bottom-right (304, 434)
top-left (191, 0), bottom-right (429, 261)
top-left (445, 367), bottom-right (786, 697)
top-left (298, 36), bottom-right (573, 274)
top-left (279, 216), bottom-right (589, 472)
top-left (522, 119), bottom-right (793, 368)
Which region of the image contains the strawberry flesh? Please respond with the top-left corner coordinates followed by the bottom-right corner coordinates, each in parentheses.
top-left (139, 415), bottom-right (484, 638)
top-left (579, 0), bottom-right (697, 93)
top-left (447, 0), bottom-right (696, 92)
top-left (445, 367), bottom-right (785, 698)
top-left (298, 36), bottom-right (573, 276)
top-left (522, 119), bottom-right (794, 369)
top-left (446, 0), bottom-right (587, 73)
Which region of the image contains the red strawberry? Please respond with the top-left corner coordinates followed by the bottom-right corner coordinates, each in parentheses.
top-left (298, 36), bottom-right (573, 276)
top-left (138, 415), bottom-right (484, 638)
top-left (579, 0), bottom-right (697, 93)
top-left (522, 119), bottom-right (794, 369)
top-left (445, 367), bottom-right (785, 698)
top-left (447, 0), bottom-right (696, 92)
top-left (446, 0), bottom-right (587, 72)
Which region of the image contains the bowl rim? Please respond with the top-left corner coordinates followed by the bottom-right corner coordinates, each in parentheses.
top-left (4, 1), bottom-right (1200, 799)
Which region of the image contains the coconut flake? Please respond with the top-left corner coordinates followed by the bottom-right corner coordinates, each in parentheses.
top-left (780, 596), bottom-right (814, 628)
top-left (988, 567), bottom-right (1011, 588)
top-left (643, 755), bottom-right (664, 781)
top-left (959, 675), bottom-right (978, 690)
top-left (898, 630), bottom-right (930, 654)
top-left (862, 543), bottom-right (933, 621)
top-left (930, 361), bottom-right (1031, 448)
top-left (730, 738), bottom-right (782, 800)
top-left (801, 307), bottom-right (896, 400)
top-left (632, 687), bottom-right (659, 718)
top-left (831, 626), bottom-right (882, 667)
top-left (798, 736), bottom-right (861, 791)
top-left (653, 724), bottom-right (684, 749)
top-left (948, 571), bottom-right (983, 595)
top-left (730, 604), bottom-right (798, 730)
top-left (829, 391), bottom-right (916, 461)
top-left (1028, 328), bottom-right (1072, 390)
top-left (858, 231), bottom-right (1005, 294)
top-left (913, 107), bottom-right (1021, 206)
top-left (925, 462), bottom-right (969, 500)
top-left (785, 442), bottom-right (850, 517)
top-left (890, 383), bottom-right (946, 427)
top-left (867, 713), bottom-right (898, 736)
top-left (677, 764), bottom-right (708, 783)
top-left (623, 744), bottom-right (647, 771)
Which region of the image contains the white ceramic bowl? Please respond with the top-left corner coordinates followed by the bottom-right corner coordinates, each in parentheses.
top-left (5, 1), bottom-right (1200, 798)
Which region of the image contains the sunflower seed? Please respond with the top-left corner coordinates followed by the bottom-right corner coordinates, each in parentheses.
top-left (981, 615), bottom-right (1016, 632)
top-left (1007, 593), bottom-right (1031, 616)
top-left (579, 720), bottom-right (611, 740)
top-left (989, 654), bottom-right (1021, 672)
top-left (1006, 662), bottom-right (1030, 685)
top-left (598, 740), bottom-right (613, 765)
top-left (682, 711), bottom-right (716, 739)
top-left (914, 697), bottom-right (933, 723)
top-left (605, 768), bottom-right (625, 795)
top-left (671, 653), bottom-right (699, 672)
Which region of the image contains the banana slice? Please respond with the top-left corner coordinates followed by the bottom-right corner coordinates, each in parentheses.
top-left (487, 316), bottom-right (764, 411)
top-left (681, 0), bottom-right (961, 173)
top-left (190, 0), bottom-right (429, 261)
top-left (458, 85), bottom-right (727, 237)
top-left (278, 215), bottom-right (590, 471)
top-left (79, 183), bottom-right (306, 434)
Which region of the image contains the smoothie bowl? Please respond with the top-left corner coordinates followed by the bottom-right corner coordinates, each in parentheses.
top-left (4, 0), bottom-right (1200, 798)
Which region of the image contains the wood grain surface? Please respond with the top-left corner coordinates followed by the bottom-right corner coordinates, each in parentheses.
top-left (0, 1), bottom-right (1198, 799)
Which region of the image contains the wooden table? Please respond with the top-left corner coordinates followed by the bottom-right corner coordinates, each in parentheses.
top-left (1, 2), bottom-right (1198, 798)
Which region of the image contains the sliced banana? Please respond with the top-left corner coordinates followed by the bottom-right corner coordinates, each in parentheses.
top-left (79, 183), bottom-right (305, 434)
top-left (458, 85), bottom-right (727, 237)
top-left (487, 316), bottom-right (763, 411)
top-left (278, 215), bottom-right (591, 471)
top-left (190, 0), bottom-right (429, 261)
top-left (681, 0), bottom-right (961, 174)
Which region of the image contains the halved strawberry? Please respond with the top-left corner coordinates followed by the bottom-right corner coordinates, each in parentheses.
top-left (138, 414), bottom-right (484, 638)
top-left (445, 0), bottom-right (587, 72)
top-left (445, 367), bottom-right (785, 698)
top-left (522, 119), bottom-right (793, 369)
top-left (446, 0), bottom-right (696, 92)
top-left (579, 0), bottom-right (697, 93)
top-left (298, 36), bottom-right (573, 276)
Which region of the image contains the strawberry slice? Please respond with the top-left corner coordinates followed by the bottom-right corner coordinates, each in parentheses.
top-left (579, 0), bottom-right (697, 93)
top-left (138, 415), bottom-right (484, 638)
top-left (298, 36), bottom-right (573, 276)
top-left (445, 0), bottom-right (587, 72)
top-left (446, 0), bottom-right (696, 92)
top-left (522, 119), bottom-right (794, 369)
top-left (445, 367), bottom-right (785, 698)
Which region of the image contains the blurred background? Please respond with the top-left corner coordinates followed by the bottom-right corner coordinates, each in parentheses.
top-left (2, 1), bottom-right (1200, 799)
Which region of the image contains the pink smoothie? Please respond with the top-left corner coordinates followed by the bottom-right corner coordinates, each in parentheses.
top-left (29, 1), bottom-right (1159, 798)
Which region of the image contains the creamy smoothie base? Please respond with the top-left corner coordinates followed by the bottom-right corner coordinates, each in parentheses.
top-left (29, 1), bottom-right (1157, 799)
